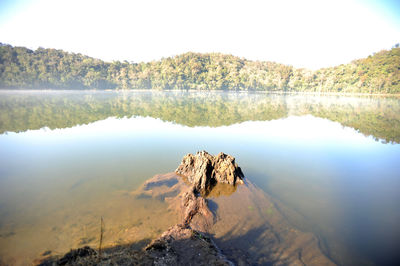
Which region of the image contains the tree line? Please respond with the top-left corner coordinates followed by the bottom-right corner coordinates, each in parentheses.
top-left (0, 43), bottom-right (399, 93)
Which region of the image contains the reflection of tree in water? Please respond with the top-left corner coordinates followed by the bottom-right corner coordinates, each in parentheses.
top-left (0, 91), bottom-right (399, 143)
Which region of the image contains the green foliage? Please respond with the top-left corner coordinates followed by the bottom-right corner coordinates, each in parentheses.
top-left (0, 43), bottom-right (399, 93)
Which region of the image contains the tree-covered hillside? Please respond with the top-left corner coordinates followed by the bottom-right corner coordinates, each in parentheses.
top-left (0, 43), bottom-right (399, 93)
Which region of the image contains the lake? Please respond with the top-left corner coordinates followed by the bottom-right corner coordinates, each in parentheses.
top-left (0, 90), bottom-right (399, 265)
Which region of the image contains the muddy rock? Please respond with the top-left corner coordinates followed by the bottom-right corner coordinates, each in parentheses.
top-left (146, 224), bottom-right (233, 266)
top-left (132, 172), bottom-right (335, 265)
top-left (181, 187), bottom-right (214, 233)
top-left (38, 246), bottom-right (97, 266)
top-left (39, 151), bottom-right (335, 266)
top-left (133, 173), bottom-right (215, 233)
top-left (175, 151), bottom-right (244, 194)
top-left (39, 225), bottom-right (233, 266)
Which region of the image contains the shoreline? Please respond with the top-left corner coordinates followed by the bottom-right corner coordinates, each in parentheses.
top-left (0, 88), bottom-right (399, 98)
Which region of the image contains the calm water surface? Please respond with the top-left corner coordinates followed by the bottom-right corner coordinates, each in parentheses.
top-left (0, 91), bottom-right (399, 265)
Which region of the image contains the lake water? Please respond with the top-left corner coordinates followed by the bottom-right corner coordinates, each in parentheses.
top-left (0, 90), bottom-right (399, 265)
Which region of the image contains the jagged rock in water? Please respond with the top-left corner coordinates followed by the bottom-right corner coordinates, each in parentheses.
top-left (175, 151), bottom-right (244, 194)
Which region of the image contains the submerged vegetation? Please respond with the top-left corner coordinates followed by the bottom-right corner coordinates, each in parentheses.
top-left (0, 91), bottom-right (399, 143)
top-left (0, 43), bottom-right (399, 93)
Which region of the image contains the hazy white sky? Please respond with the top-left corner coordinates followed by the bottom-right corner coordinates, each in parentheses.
top-left (0, 0), bottom-right (399, 69)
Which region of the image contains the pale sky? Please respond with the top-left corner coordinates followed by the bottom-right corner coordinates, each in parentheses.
top-left (0, 0), bottom-right (399, 69)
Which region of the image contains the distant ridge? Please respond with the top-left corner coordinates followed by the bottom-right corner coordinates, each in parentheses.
top-left (0, 43), bottom-right (399, 93)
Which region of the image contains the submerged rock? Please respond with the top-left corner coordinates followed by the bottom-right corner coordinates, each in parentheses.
top-left (38, 246), bottom-right (97, 266)
top-left (132, 173), bottom-right (214, 233)
top-left (175, 151), bottom-right (244, 194)
top-left (180, 187), bottom-right (214, 233)
top-left (132, 172), bottom-right (335, 265)
top-left (57, 246), bottom-right (97, 265)
top-left (145, 224), bottom-right (233, 265)
top-left (40, 225), bottom-right (233, 266)
top-left (39, 151), bottom-right (335, 266)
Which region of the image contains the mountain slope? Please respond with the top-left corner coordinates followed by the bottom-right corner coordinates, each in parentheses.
top-left (0, 43), bottom-right (399, 93)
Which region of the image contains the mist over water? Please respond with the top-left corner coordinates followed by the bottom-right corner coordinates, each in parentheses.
top-left (0, 91), bottom-right (399, 265)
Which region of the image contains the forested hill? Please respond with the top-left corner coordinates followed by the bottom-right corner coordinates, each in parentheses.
top-left (0, 43), bottom-right (399, 93)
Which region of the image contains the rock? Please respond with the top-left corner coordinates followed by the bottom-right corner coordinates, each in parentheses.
top-left (56, 246), bottom-right (97, 265)
top-left (180, 187), bottom-right (214, 233)
top-left (175, 151), bottom-right (244, 194)
top-left (131, 173), bottom-right (182, 201)
top-left (146, 224), bottom-right (233, 266)
top-left (132, 173), bottom-right (215, 233)
top-left (135, 172), bottom-right (335, 265)
top-left (41, 250), bottom-right (52, 256)
top-left (208, 182), bottom-right (335, 266)
top-left (39, 150), bottom-right (335, 266)
top-left (40, 226), bottom-right (233, 266)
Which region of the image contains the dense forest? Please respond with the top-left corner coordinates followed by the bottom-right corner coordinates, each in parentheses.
top-left (1, 91), bottom-right (399, 143)
top-left (0, 43), bottom-right (399, 93)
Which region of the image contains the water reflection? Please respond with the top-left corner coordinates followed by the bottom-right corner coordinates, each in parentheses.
top-left (0, 90), bottom-right (399, 143)
top-left (0, 93), bottom-right (399, 265)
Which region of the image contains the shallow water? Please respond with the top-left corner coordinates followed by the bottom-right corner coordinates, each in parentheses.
top-left (0, 91), bottom-right (399, 265)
